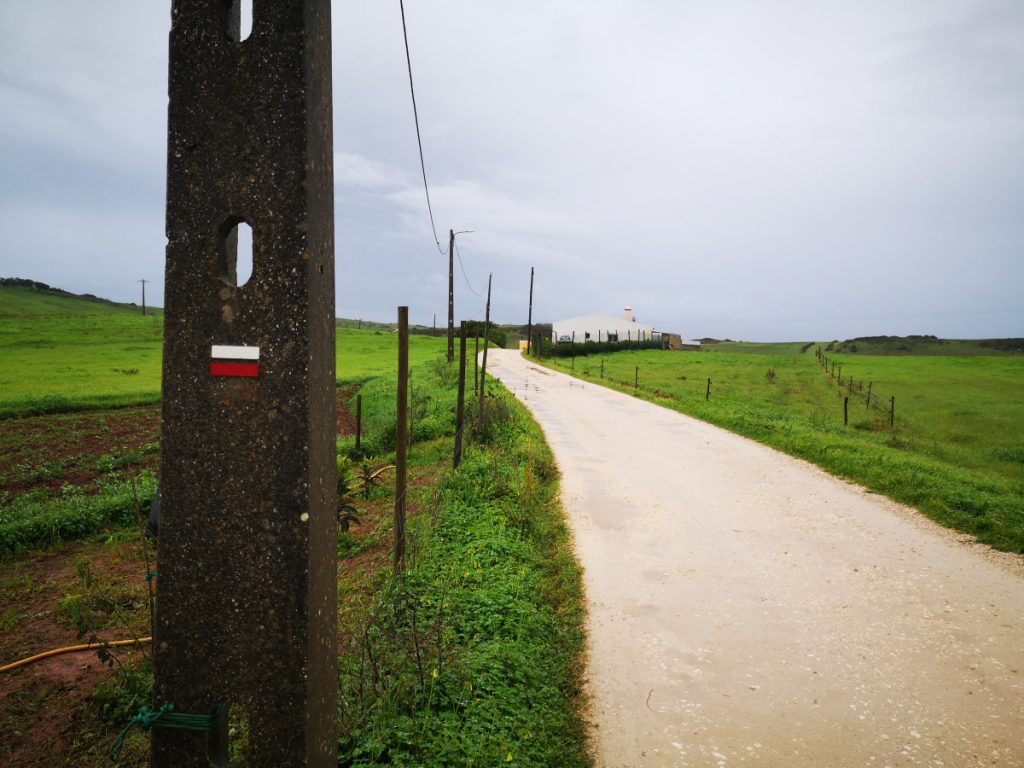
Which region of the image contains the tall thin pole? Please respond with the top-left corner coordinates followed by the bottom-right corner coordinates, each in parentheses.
top-left (447, 229), bottom-right (455, 362)
top-left (394, 306), bottom-right (409, 572)
top-left (479, 274), bottom-right (492, 421)
top-left (526, 266), bottom-right (534, 354)
top-left (474, 331), bottom-right (480, 395)
top-left (454, 321), bottom-right (467, 468)
top-left (355, 394), bottom-right (362, 453)
top-left (138, 279), bottom-right (148, 316)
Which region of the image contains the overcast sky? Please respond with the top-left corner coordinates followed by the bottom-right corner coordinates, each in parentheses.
top-left (1, 1), bottom-right (1022, 340)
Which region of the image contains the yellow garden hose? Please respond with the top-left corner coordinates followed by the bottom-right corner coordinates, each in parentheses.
top-left (0, 636), bottom-right (152, 674)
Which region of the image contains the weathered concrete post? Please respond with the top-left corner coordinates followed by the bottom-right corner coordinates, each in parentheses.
top-left (156, 2), bottom-right (336, 766)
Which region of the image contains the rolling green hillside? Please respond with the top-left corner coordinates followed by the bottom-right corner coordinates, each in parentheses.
top-left (0, 281), bottom-right (445, 417)
top-left (0, 279), bottom-right (156, 317)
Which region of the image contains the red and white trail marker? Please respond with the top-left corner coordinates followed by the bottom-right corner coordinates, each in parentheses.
top-left (210, 345), bottom-right (260, 378)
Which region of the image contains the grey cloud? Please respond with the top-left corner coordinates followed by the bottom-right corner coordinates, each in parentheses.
top-left (1, 1), bottom-right (1022, 339)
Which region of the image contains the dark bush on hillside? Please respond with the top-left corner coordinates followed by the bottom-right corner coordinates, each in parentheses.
top-left (465, 321), bottom-right (506, 349)
top-left (539, 338), bottom-right (663, 358)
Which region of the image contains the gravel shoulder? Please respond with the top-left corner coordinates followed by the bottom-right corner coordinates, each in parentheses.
top-left (488, 350), bottom-right (1024, 768)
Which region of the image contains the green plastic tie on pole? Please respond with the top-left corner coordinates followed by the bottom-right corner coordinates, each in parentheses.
top-left (110, 702), bottom-right (225, 761)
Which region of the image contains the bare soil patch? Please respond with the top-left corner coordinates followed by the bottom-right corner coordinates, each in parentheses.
top-left (1, 538), bottom-right (152, 767)
top-left (0, 406), bottom-right (160, 496)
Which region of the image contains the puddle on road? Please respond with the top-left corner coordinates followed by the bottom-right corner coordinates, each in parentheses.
top-left (584, 484), bottom-right (638, 531)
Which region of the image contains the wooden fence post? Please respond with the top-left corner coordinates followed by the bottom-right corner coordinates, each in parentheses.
top-left (407, 372), bottom-right (414, 450)
top-left (706, 378), bottom-right (711, 400)
top-left (844, 396), bottom-right (849, 425)
top-left (454, 321), bottom-right (467, 469)
top-left (635, 366), bottom-right (639, 388)
top-left (394, 306), bottom-right (409, 572)
top-left (355, 394), bottom-right (362, 452)
top-left (866, 381), bottom-right (872, 408)
top-left (600, 359), bottom-right (604, 379)
top-left (473, 332), bottom-right (479, 395)
top-left (890, 396), bottom-right (895, 428)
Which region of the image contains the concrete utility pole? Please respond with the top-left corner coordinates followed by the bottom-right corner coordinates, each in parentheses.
top-left (526, 266), bottom-right (534, 354)
top-left (447, 229), bottom-right (455, 363)
top-left (157, 2), bottom-right (336, 765)
top-left (138, 279), bottom-right (148, 316)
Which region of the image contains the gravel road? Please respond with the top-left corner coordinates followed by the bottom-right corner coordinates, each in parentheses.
top-left (487, 350), bottom-right (1024, 768)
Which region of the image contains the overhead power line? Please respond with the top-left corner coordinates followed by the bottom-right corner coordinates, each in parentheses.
top-left (399, 0), bottom-right (445, 255)
top-left (454, 240), bottom-right (482, 296)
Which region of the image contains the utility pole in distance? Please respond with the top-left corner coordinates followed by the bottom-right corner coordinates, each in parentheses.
top-left (138, 279), bottom-right (148, 316)
top-left (526, 266), bottom-right (534, 354)
top-left (447, 229), bottom-right (455, 362)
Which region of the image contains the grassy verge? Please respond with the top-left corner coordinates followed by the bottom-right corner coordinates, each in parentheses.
top-left (535, 347), bottom-right (1024, 553)
top-left (335, 364), bottom-right (589, 767)
top-left (0, 472), bottom-right (157, 559)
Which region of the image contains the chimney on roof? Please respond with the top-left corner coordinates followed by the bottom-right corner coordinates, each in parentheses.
top-left (624, 306), bottom-right (634, 322)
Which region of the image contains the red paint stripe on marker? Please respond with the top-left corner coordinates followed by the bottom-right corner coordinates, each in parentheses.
top-left (211, 362), bottom-right (260, 378)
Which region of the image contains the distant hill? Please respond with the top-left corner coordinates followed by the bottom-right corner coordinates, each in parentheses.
top-left (0, 278), bottom-right (158, 317)
top-left (823, 335), bottom-right (1023, 356)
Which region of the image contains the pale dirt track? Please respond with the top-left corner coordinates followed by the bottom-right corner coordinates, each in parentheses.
top-left (487, 350), bottom-right (1024, 768)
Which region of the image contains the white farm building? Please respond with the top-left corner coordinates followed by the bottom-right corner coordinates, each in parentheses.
top-left (552, 307), bottom-right (660, 344)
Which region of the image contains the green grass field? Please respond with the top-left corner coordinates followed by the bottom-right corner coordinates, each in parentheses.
top-left (540, 343), bottom-right (1024, 553)
top-left (0, 290), bottom-right (588, 765)
top-left (0, 284), bottom-right (445, 417)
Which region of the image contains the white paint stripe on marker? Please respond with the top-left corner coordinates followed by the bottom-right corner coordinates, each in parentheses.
top-left (211, 345), bottom-right (260, 360)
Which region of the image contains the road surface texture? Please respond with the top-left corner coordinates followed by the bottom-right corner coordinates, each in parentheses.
top-left (487, 350), bottom-right (1024, 768)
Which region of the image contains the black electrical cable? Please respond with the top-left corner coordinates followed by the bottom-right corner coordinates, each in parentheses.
top-left (399, 0), bottom-right (446, 255)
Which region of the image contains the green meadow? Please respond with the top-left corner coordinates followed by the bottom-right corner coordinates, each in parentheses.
top-left (0, 282), bottom-right (588, 766)
top-left (0, 284), bottom-right (445, 417)
top-left (541, 343), bottom-right (1024, 552)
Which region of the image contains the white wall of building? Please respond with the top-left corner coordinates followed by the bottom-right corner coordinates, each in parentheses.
top-left (552, 313), bottom-right (657, 343)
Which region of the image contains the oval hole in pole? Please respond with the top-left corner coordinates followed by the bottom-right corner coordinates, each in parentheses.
top-left (220, 219), bottom-right (253, 288)
top-left (239, 0), bottom-right (253, 41)
top-left (234, 222), bottom-right (253, 287)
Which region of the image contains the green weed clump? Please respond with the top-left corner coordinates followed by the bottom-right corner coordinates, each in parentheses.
top-left (337, 360), bottom-right (461, 458)
top-left (0, 472), bottom-right (157, 558)
top-left (337, 392), bottom-right (588, 767)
